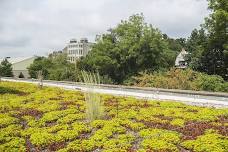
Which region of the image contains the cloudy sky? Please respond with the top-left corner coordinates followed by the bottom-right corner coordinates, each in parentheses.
top-left (0, 0), bottom-right (209, 58)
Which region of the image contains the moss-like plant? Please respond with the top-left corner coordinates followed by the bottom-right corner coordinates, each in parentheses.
top-left (170, 118), bottom-right (185, 127)
top-left (182, 130), bottom-right (228, 152)
top-left (0, 137), bottom-right (26, 152)
top-left (139, 129), bottom-right (181, 152)
top-left (30, 131), bottom-right (54, 147)
top-left (0, 81), bottom-right (228, 152)
top-left (0, 114), bottom-right (18, 128)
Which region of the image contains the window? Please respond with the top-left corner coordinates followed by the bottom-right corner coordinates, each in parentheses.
top-left (179, 61), bottom-right (186, 66)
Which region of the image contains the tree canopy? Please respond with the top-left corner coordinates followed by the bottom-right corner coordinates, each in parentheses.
top-left (28, 0), bottom-right (228, 84)
top-left (79, 14), bottom-right (176, 83)
top-left (28, 54), bottom-right (81, 81)
top-left (196, 0), bottom-right (228, 79)
top-left (0, 58), bottom-right (13, 77)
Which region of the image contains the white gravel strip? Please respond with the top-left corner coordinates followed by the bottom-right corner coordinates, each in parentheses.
top-left (2, 78), bottom-right (228, 108)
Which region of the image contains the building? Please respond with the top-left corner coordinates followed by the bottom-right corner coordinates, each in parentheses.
top-left (0, 56), bottom-right (37, 78)
top-left (66, 38), bottom-right (93, 63)
top-left (48, 50), bottom-right (64, 58)
top-left (175, 48), bottom-right (188, 69)
top-left (63, 46), bottom-right (68, 54)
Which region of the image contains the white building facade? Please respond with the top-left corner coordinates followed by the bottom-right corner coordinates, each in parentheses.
top-left (67, 38), bottom-right (92, 63)
top-left (175, 49), bottom-right (189, 69)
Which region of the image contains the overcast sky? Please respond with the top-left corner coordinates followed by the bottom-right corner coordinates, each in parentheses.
top-left (0, 0), bottom-right (209, 58)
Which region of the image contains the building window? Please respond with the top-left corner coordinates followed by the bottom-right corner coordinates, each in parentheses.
top-left (179, 61), bottom-right (186, 66)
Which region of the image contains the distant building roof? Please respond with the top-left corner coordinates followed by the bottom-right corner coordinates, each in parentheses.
top-left (0, 56), bottom-right (37, 64)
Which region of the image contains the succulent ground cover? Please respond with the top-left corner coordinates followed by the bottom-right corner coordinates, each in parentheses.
top-left (0, 82), bottom-right (227, 152)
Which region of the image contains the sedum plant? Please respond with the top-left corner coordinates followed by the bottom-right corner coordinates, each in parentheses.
top-left (182, 129), bottom-right (228, 152)
top-left (81, 70), bottom-right (104, 121)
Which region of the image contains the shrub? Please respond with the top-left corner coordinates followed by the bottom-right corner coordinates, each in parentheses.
top-left (193, 74), bottom-right (225, 92)
top-left (130, 68), bottom-right (228, 92)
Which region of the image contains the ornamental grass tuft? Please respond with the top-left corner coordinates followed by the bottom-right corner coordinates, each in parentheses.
top-left (81, 71), bottom-right (104, 122)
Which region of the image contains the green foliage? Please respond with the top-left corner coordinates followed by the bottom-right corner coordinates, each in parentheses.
top-left (185, 28), bottom-right (207, 70)
top-left (28, 54), bottom-right (81, 81)
top-left (193, 73), bottom-right (226, 91)
top-left (79, 14), bottom-right (175, 84)
top-left (28, 57), bottom-right (52, 79)
top-left (0, 58), bottom-right (13, 77)
top-left (188, 0), bottom-right (228, 80)
top-left (131, 68), bottom-right (228, 92)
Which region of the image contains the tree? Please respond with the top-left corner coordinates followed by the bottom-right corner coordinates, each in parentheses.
top-left (162, 34), bottom-right (184, 53)
top-left (79, 14), bottom-right (175, 83)
top-left (162, 34), bottom-right (186, 65)
top-left (198, 0), bottom-right (228, 80)
top-left (0, 58), bottom-right (13, 77)
top-left (48, 54), bottom-right (81, 81)
top-left (28, 57), bottom-right (53, 79)
top-left (27, 54), bottom-right (81, 81)
top-left (185, 28), bottom-right (208, 70)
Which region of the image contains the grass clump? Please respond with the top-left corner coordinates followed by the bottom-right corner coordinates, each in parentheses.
top-left (81, 71), bottom-right (104, 122)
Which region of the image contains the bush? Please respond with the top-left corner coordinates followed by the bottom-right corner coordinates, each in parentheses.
top-left (130, 68), bottom-right (228, 92)
top-left (193, 74), bottom-right (225, 92)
